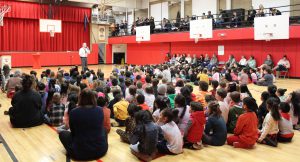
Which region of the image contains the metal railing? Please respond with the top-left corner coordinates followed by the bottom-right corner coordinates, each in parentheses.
top-left (108, 4), bottom-right (300, 37)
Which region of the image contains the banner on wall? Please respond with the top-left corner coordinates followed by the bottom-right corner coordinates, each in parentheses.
top-left (190, 19), bottom-right (213, 39)
top-left (136, 26), bottom-right (150, 42)
top-left (98, 26), bottom-right (106, 41)
top-left (254, 15), bottom-right (289, 40)
top-left (218, 45), bottom-right (224, 55)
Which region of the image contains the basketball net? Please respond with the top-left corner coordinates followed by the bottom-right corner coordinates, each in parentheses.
top-left (50, 30), bottom-right (55, 37)
top-left (194, 34), bottom-right (202, 43)
top-left (136, 36), bottom-right (143, 44)
top-left (263, 33), bottom-right (273, 42)
top-left (0, 4), bottom-right (11, 26)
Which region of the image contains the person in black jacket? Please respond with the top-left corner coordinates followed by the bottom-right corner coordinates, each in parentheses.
top-left (8, 74), bottom-right (44, 128)
top-left (247, 6), bottom-right (257, 25)
top-left (59, 88), bottom-right (108, 161)
top-left (202, 101), bottom-right (227, 146)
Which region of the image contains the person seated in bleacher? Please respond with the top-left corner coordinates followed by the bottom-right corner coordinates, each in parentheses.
top-left (207, 11), bottom-right (215, 27)
top-left (227, 11), bottom-right (241, 28)
top-left (257, 4), bottom-right (265, 17)
top-left (273, 55), bottom-right (290, 78)
top-left (247, 6), bottom-right (257, 25)
top-left (215, 9), bottom-right (225, 28)
top-left (150, 17), bottom-right (155, 34)
top-left (270, 8), bottom-right (282, 16)
top-left (8, 74), bottom-right (44, 128)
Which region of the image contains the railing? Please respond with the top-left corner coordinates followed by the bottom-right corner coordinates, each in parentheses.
top-left (108, 4), bottom-right (300, 37)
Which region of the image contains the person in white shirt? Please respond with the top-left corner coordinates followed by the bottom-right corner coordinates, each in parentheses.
top-left (185, 54), bottom-right (192, 64)
top-left (162, 65), bottom-right (171, 83)
top-left (239, 55), bottom-right (247, 67)
top-left (273, 55), bottom-right (290, 78)
top-left (79, 42), bottom-right (90, 71)
top-left (216, 89), bottom-right (229, 123)
top-left (157, 109), bottom-right (183, 155)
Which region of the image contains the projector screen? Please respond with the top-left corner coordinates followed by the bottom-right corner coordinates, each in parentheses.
top-left (252, 0), bottom-right (290, 16)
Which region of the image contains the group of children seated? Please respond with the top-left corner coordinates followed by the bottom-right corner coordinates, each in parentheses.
top-left (1, 63), bottom-right (299, 161)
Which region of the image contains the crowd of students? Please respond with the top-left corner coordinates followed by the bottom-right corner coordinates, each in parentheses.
top-left (0, 59), bottom-right (298, 161)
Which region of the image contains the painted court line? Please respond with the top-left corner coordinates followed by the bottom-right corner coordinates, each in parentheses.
top-left (0, 133), bottom-right (18, 162)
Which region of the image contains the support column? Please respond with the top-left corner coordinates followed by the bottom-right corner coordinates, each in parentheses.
top-left (226, 0), bottom-right (231, 10)
top-left (181, 0), bottom-right (185, 18)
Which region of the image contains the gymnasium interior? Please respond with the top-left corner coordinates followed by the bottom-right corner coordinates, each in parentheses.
top-left (0, 0), bottom-right (300, 162)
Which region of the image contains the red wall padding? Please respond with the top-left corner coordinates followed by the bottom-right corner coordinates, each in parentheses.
top-left (127, 43), bottom-right (170, 65)
top-left (121, 39), bottom-right (300, 77)
top-left (0, 44), bottom-right (98, 67)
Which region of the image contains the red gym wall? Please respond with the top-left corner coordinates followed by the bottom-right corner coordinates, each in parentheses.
top-left (107, 26), bottom-right (300, 77)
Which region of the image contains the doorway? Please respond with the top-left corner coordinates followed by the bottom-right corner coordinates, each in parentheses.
top-left (113, 52), bottom-right (125, 64)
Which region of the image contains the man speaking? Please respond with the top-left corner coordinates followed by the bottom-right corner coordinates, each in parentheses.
top-left (79, 42), bottom-right (90, 71)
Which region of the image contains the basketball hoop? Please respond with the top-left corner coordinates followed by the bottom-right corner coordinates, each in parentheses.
top-left (0, 4), bottom-right (11, 26)
top-left (193, 34), bottom-right (202, 43)
top-left (136, 36), bottom-right (143, 43)
top-left (49, 30), bottom-right (55, 37)
top-left (263, 33), bottom-right (273, 42)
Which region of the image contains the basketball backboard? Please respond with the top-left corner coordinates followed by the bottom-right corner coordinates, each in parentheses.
top-left (190, 19), bottom-right (213, 40)
top-left (39, 19), bottom-right (62, 33)
top-left (254, 15), bottom-right (289, 41)
top-left (136, 26), bottom-right (150, 42)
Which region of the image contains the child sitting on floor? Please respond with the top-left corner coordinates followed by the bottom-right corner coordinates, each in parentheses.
top-left (174, 94), bottom-right (190, 134)
top-left (152, 96), bottom-right (170, 122)
top-left (136, 94), bottom-right (150, 111)
top-left (97, 93), bottom-right (111, 134)
top-left (117, 103), bottom-right (141, 143)
top-left (202, 101), bottom-right (227, 146)
top-left (276, 88), bottom-right (288, 102)
top-left (258, 91), bottom-right (270, 129)
top-left (44, 92), bottom-right (65, 126)
top-left (196, 81), bottom-right (211, 108)
top-left (210, 80), bottom-right (219, 97)
top-left (227, 92), bottom-right (244, 133)
top-left (216, 88), bottom-right (229, 124)
top-left (113, 94), bottom-right (130, 127)
top-left (278, 102), bottom-right (294, 142)
top-left (157, 109), bottom-right (183, 155)
top-left (257, 97), bottom-right (280, 147)
top-left (130, 110), bottom-right (161, 162)
top-left (227, 97), bottom-right (258, 149)
top-left (184, 102), bottom-right (205, 150)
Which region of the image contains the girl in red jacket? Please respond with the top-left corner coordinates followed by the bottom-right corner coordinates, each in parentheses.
top-left (184, 102), bottom-right (206, 150)
top-left (227, 97), bottom-right (258, 148)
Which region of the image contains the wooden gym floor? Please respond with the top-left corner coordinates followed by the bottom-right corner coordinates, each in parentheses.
top-left (0, 65), bottom-right (300, 162)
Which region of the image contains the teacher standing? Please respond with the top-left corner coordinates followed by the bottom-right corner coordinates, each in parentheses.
top-left (79, 42), bottom-right (90, 72)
